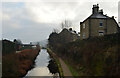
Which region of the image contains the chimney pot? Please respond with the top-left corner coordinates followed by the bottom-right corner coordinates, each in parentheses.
top-left (92, 4), bottom-right (99, 14)
top-left (99, 9), bottom-right (103, 14)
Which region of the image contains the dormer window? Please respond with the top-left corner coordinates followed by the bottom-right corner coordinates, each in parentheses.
top-left (83, 23), bottom-right (85, 28)
top-left (99, 21), bottom-right (103, 27)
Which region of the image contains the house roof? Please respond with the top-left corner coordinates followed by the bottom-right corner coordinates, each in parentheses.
top-left (80, 4), bottom-right (112, 25)
top-left (22, 44), bottom-right (34, 46)
top-left (80, 13), bottom-right (112, 25)
top-left (89, 13), bottom-right (110, 19)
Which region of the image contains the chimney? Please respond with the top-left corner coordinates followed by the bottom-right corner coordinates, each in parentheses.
top-left (112, 16), bottom-right (114, 19)
top-left (92, 4), bottom-right (99, 14)
top-left (99, 9), bottom-right (103, 15)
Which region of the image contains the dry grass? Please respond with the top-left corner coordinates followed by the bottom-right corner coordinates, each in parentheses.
top-left (2, 46), bottom-right (40, 77)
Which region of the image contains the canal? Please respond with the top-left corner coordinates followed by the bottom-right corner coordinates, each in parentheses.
top-left (25, 49), bottom-right (59, 77)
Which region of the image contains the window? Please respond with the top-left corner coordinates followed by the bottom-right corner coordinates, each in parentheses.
top-left (83, 23), bottom-right (85, 28)
top-left (99, 32), bottom-right (104, 36)
top-left (98, 30), bottom-right (104, 36)
top-left (99, 21), bottom-right (103, 27)
top-left (83, 32), bottom-right (85, 39)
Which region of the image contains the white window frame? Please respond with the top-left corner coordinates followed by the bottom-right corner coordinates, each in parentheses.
top-left (83, 32), bottom-right (85, 39)
top-left (83, 23), bottom-right (85, 28)
top-left (99, 21), bottom-right (103, 27)
top-left (98, 30), bottom-right (104, 36)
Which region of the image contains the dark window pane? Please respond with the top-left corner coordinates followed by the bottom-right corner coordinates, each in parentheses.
top-left (100, 23), bottom-right (103, 26)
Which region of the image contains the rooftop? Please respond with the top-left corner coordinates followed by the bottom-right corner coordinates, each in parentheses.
top-left (89, 13), bottom-right (110, 19)
top-left (80, 4), bottom-right (112, 24)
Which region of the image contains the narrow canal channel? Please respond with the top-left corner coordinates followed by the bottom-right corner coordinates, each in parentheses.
top-left (25, 49), bottom-right (59, 77)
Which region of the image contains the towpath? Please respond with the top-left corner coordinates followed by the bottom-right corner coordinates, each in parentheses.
top-left (58, 58), bottom-right (73, 76)
top-left (48, 49), bottom-right (73, 77)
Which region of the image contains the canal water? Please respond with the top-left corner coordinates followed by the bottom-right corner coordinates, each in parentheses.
top-left (25, 49), bottom-right (59, 77)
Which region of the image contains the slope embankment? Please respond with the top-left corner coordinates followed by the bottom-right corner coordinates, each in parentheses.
top-left (48, 33), bottom-right (120, 76)
top-left (2, 46), bottom-right (40, 77)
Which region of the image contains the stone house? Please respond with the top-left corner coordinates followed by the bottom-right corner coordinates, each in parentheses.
top-left (80, 4), bottom-right (119, 40)
top-left (59, 28), bottom-right (79, 43)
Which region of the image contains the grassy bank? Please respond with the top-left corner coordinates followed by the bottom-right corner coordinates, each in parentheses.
top-left (2, 46), bottom-right (40, 77)
top-left (47, 48), bottom-right (64, 78)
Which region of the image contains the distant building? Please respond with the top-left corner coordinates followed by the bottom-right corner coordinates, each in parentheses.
top-left (80, 4), bottom-right (119, 40)
top-left (59, 28), bottom-right (79, 43)
top-left (48, 28), bottom-right (79, 47)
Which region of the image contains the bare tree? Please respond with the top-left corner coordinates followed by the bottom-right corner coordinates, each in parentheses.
top-left (60, 20), bottom-right (72, 29)
top-left (52, 28), bottom-right (59, 33)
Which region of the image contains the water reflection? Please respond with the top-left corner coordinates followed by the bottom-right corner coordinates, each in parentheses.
top-left (25, 49), bottom-right (59, 77)
top-left (26, 67), bottom-right (53, 76)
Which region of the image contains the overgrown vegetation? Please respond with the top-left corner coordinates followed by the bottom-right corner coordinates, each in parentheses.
top-left (47, 59), bottom-right (59, 74)
top-left (2, 40), bottom-right (40, 77)
top-left (48, 32), bottom-right (120, 76)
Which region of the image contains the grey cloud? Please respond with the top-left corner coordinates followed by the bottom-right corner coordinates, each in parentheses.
top-left (2, 1), bottom-right (119, 43)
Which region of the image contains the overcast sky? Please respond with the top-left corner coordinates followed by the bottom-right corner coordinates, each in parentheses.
top-left (1, 0), bottom-right (120, 43)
